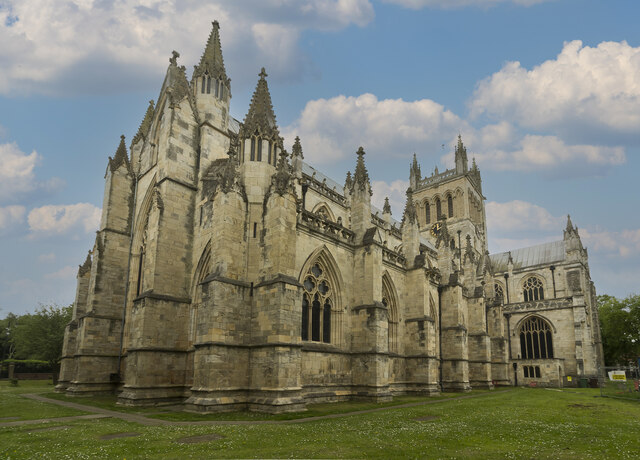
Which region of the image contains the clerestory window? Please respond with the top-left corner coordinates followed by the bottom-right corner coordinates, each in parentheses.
top-left (523, 276), bottom-right (544, 302)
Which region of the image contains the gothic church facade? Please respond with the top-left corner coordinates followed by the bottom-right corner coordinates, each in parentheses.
top-left (57, 22), bottom-right (604, 412)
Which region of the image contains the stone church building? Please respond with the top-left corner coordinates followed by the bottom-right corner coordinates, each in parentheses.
top-left (56, 22), bottom-right (604, 412)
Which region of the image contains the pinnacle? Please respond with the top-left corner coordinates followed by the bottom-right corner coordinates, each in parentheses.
top-left (402, 187), bottom-right (417, 225)
top-left (566, 214), bottom-right (574, 232)
top-left (383, 197), bottom-right (392, 215)
top-left (193, 20), bottom-right (227, 80)
top-left (241, 68), bottom-right (279, 139)
top-left (109, 135), bottom-right (130, 173)
top-left (292, 136), bottom-right (304, 159)
top-left (352, 147), bottom-right (370, 193)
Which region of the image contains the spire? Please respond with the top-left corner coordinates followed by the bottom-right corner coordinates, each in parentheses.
top-left (193, 21), bottom-right (228, 83)
top-left (455, 134), bottom-right (468, 174)
top-left (132, 100), bottom-right (155, 145)
top-left (108, 135), bottom-right (130, 173)
top-left (351, 147), bottom-right (371, 194)
top-left (402, 187), bottom-right (417, 225)
top-left (240, 68), bottom-right (280, 140)
top-left (383, 197), bottom-right (392, 215)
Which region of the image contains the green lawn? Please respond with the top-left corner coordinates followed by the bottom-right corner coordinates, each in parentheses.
top-left (2, 381), bottom-right (640, 459)
top-left (0, 380), bottom-right (89, 421)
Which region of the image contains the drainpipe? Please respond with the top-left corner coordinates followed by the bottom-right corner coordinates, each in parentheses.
top-left (550, 265), bottom-right (557, 298)
top-left (505, 313), bottom-right (514, 386)
top-left (438, 285), bottom-right (443, 392)
top-left (503, 274), bottom-right (510, 304)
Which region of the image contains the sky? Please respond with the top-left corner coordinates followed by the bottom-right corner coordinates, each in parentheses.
top-left (1, 0), bottom-right (639, 316)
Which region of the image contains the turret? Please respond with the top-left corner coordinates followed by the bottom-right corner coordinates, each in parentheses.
top-left (192, 20), bottom-right (230, 129)
top-left (455, 135), bottom-right (468, 174)
top-left (238, 68), bottom-right (283, 167)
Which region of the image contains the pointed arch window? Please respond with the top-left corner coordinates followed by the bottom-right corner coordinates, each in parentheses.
top-left (520, 316), bottom-right (553, 359)
top-left (250, 137), bottom-right (256, 161)
top-left (206, 76), bottom-right (212, 94)
top-left (382, 277), bottom-right (398, 353)
top-left (201, 76), bottom-right (206, 94)
top-left (257, 139), bottom-right (262, 161)
top-left (447, 195), bottom-right (454, 218)
top-left (302, 262), bottom-right (333, 343)
top-left (214, 79), bottom-right (219, 98)
top-left (436, 198), bottom-right (442, 220)
top-left (425, 202), bottom-right (431, 224)
top-left (523, 276), bottom-right (544, 302)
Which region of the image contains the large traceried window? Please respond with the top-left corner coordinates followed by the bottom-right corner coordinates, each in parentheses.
top-left (519, 316), bottom-right (554, 359)
top-left (301, 262), bottom-right (332, 343)
top-left (523, 276), bottom-right (544, 302)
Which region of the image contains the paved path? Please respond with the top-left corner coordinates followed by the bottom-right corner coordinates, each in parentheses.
top-left (3, 390), bottom-right (512, 428)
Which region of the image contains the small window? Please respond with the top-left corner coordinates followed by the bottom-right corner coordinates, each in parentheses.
top-left (535, 366), bottom-right (541, 378)
top-left (250, 137), bottom-right (256, 161)
top-left (448, 195), bottom-right (454, 218)
top-left (253, 222), bottom-right (257, 238)
top-left (436, 198), bottom-right (442, 219)
top-left (494, 283), bottom-right (504, 303)
top-left (201, 76), bottom-right (206, 93)
top-left (425, 202), bottom-right (430, 224)
top-left (524, 366), bottom-right (530, 378)
top-left (257, 139), bottom-right (262, 161)
top-left (206, 76), bottom-right (211, 94)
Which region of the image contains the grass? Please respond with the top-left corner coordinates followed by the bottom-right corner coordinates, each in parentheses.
top-left (0, 380), bottom-right (89, 421)
top-left (2, 381), bottom-right (640, 459)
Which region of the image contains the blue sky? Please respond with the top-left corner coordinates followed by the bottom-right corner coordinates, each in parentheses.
top-left (1, 0), bottom-right (639, 315)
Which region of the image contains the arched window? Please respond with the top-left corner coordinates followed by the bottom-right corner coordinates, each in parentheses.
top-left (519, 316), bottom-right (553, 359)
top-left (206, 76), bottom-right (212, 94)
top-left (494, 283), bottom-right (504, 304)
top-left (523, 276), bottom-right (544, 302)
top-left (435, 198), bottom-right (442, 220)
top-left (214, 79), bottom-right (219, 97)
top-left (447, 195), bottom-right (454, 218)
top-left (201, 76), bottom-right (206, 94)
top-left (425, 202), bottom-right (431, 224)
top-left (250, 137), bottom-right (256, 161)
top-left (382, 275), bottom-right (398, 353)
top-left (302, 262), bottom-right (333, 343)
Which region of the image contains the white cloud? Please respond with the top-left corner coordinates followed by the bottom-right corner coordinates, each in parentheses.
top-left (470, 40), bottom-right (640, 140)
top-left (0, 0), bottom-right (374, 95)
top-left (0, 142), bottom-right (64, 203)
top-left (28, 203), bottom-right (101, 235)
top-left (468, 135), bottom-right (625, 175)
top-left (581, 228), bottom-right (640, 259)
top-left (371, 179), bottom-right (409, 218)
top-left (282, 93), bottom-right (464, 164)
top-left (0, 142), bottom-right (39, 202)
top-left (486, 200), bottom-right (564, 234)
top-left (384, 0), bottom-right (551, 8)
top-left (0, 205), bottom-right (25, 229)
top-left (44, 266), bottom-right (77, 280)
top-left (37, 252), bottom-right (55, 263)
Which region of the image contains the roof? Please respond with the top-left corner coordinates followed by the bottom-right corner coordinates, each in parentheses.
top-left (490, 240), bottom-right (566, 273)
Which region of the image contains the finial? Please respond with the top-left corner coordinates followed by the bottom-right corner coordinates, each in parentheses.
top-left (383, 197), bottom-right (392, 215)
top-left (259, 67), bottom-right (268, 79)
top-left (292, 136), bottom-right (304, 159)
top-left (170, 50), bottom-right (180, 66)
top-left (212, 20), bottom-right (219, 28)
top-left (402, 187), bottom-right (417, 225)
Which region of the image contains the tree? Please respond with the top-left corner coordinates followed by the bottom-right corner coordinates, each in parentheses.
top-left (0, 312), bottom-right (18, 361)
top-left (598, 294), bottom-right (640, 366)
top-left (12, 304), bottom-right (72, 372)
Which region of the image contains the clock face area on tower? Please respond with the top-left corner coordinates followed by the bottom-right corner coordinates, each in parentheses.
top-left (430, 222), bottom-right (442, 237)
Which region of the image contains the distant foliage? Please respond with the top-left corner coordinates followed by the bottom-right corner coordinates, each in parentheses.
top-left (598, 294), bottom-right (640, 366)
top-left (1, 304), bottom-right (72, 370)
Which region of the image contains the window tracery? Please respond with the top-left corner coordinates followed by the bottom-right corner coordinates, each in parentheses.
top-left (519, 316), bottom-right (554, 359)
top-left (301, 262), bottom-right (333, 343)
top-left (523, 276), bottom-right (544, 302)
top-left (382, 276), bottom-right (398, 353)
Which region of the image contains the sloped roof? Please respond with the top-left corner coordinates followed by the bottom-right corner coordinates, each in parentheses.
top-left (490, 240), bottom-right (565, 273)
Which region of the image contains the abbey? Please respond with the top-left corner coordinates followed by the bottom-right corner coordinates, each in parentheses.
top-left (56, 22), bottom-right (604, 412)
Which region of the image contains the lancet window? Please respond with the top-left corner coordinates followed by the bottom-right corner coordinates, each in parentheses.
top-left (425, 202), bottom-right (431, 224)
top-left (382, 276), bottom-right (398, 353)
top-left (523, 276), bottom-right (544, 302)
top-left (447, 195), bottom-right (454, 218)
top-left (436, 198), bottom-right (442, 220)
top-left (301, 262), bottom-right (333, 343)
top-left (519, 316), bottom-right (554, 359)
